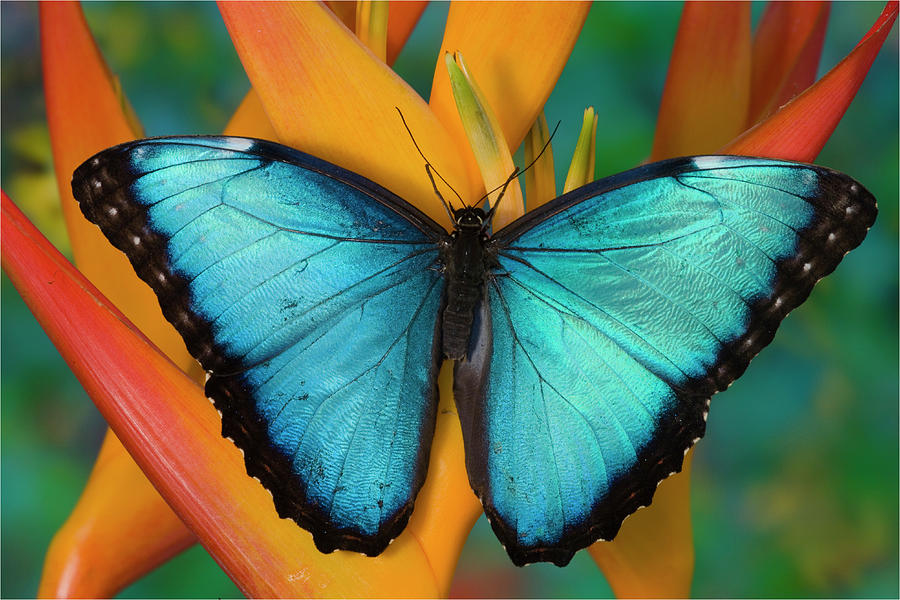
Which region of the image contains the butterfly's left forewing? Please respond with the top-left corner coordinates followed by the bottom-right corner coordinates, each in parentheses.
top-left (73, 137), bottom-right (447, 556)
top-left (455, 156), bottom-right (876, 566)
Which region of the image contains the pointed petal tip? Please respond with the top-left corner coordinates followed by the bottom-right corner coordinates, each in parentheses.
top-left (749, 1), bottom-right (831, 125)
top-left (445, 51), bottom-right (523, 226)
top-left (651, 2), bottom-right (752, 160)
top-left (723, 1), bottom-right (898, 161)
top-left (563, 107), bottom-right (598, 193)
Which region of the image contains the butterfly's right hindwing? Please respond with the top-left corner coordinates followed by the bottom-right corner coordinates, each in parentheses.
top-left (73, 136), bottom-right (447, 556)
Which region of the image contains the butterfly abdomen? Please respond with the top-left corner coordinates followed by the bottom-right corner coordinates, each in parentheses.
top-left (443, 280), bottom-right (482, 360)
top-left (442, 222), bottom-right (492, 361)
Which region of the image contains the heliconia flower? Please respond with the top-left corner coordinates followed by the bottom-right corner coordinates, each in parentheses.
top-left (3, 1), bottom-right (894, 598)
top-left (722, 1), bottom-right (898, 160)
top-left (654, 1), bottom-right (898, 162)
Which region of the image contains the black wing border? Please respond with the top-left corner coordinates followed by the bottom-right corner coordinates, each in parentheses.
top-left (72, 135), bottom-right (448, 556)
top-left (475, 156), bottom-right (877, 565)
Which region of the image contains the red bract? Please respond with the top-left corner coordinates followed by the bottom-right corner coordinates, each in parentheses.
top-left (723, 1), bottom-right (899, 160)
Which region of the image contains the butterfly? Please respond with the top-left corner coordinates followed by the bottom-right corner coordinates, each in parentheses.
top-left (72, 136), bottom-right (875, 566)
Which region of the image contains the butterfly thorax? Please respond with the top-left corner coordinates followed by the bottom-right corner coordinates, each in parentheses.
top-left (441, 207), bottom-right (497, 361)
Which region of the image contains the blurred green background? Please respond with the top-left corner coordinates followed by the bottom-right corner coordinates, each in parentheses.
top-left (1, 2), bottom-right (897, 597)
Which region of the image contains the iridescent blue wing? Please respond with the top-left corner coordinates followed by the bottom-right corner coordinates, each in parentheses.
top-left (455, 156), bottom-right (876, 566)
top-left (72, 137), bottom-right (447, 555)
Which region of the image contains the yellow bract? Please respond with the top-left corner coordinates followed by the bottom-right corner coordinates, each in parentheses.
top-left (564, 106), bottom-right (599, 193)
top-left (355, 0), bottom-right (389, 62)
top-left (523, 112), bottom-right (557, 210)
top-left (445, 52), bottom-right (523, 227)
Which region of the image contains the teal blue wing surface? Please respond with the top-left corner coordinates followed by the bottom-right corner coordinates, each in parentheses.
top-left (72, 137), bottom-right (447, 555)
top-left (455, 156), bottom-right (876, 566)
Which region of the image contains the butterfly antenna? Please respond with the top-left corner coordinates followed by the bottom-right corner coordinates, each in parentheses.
top-left (523, 120), bottom-right (561, 174)
top-left (481, 168), bottom-right (519, 230)
top-left (480, 120), bottom-right (561, 229)
top-left (424, 163), bottom-right (455, 223)
top-left (396, 107), bottom-right (463, 221)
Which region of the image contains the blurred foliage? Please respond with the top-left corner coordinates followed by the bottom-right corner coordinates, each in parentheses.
top-left (1, 2), bottom-right (897, 598)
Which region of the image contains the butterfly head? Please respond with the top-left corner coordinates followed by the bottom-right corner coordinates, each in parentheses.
top-left (453, 206), bottom-right (488, 232)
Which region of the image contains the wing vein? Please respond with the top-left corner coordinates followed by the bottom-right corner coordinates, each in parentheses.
top-left (499, 275), bottom-right (647, 460)
top-left (493, 279), bottom-right (601, 522)
top-left (499, 252), bottom-right (690, 381)
top-left (292, 275), bottom-right (441, 496)
top-left (248, 252), bottom-right (438, 381)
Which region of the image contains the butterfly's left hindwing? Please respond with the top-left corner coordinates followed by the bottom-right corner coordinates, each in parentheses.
top-left (455, 156), bottom-right (876, 566)
top-left (73, 137), bottom-right (447, 555)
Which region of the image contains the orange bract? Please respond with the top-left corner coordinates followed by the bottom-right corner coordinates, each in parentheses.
top-left (39, 3), bottom-right (199, 597)
top-left (41, 1), bottom-right (190, 364)
top-left (219, 1), bottom-right (471, 228)
top-left (723, 1), bottom-right (899, 161)
top-left (748, 1), bottom-right (830, 125)
top-left (224, 90), bottom-right (279, 140)
top-left (651, 2), bottom-right (752, 160)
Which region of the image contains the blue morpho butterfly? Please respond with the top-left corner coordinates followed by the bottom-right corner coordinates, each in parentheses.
top-left (71, 127), bottom-right (876, 567)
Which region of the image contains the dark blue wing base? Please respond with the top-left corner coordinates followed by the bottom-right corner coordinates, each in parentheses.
top-left (73, 141), bottom-right (445, 556)
top-left (456, 162), bottom-right (876, 567)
